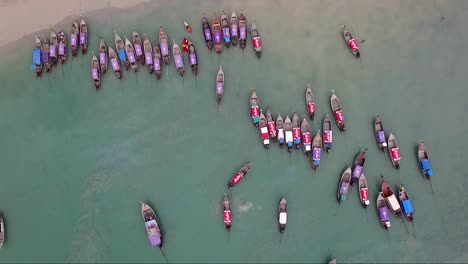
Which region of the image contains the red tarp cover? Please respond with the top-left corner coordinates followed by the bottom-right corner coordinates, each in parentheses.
top-left (268, 122), bottom-right (277, 134)
top-left (348, 39), bottom-right (359, 51)
top-left (253, 37), bottom-right (262, 49)
top-left (232, 172), bottom-right (244, 184)
top-left (302, 132), bottom-right (311, 144)
top-left (251, 106), bottom-right (260, 117)
top-left (391, 148), bottom-right (401, 161)
top-left (324, 130), bottom-right (332, 143)
top-left (335, 111), bottom-right (344, 122)
top-left (360, 188), bottom-right (369, 200)
top-left (224, 210), bottom-right (231, 223)
top-left (293, 128), bottom-right (301, 139)
top-left (307, 102), bottom-right (315, 113)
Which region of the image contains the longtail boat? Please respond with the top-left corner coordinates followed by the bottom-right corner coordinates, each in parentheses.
top-left (99, 39), bottom-right (108, 74)
top-left (0, 216), bottom-right (4, 248)
top-left (278, 197), bottom-right (287, 233)
top-left (159, 25), bottom-right (170, 65)
top-left (221, 10), bottom-right (231, 48)
top-left (337, 167), bottom-right (352, 202)
top-left (418, 140), bottom-right (433, 180)
top-left (305, 84), bottom-right (316, 120)
top-left (132, 31), bottom-right (144, 65)
top-left (153, 42), bottom-right (163, 80)
top-left (91, 52), bottom-right (101, 90)
top-left (266, 107), bottom-right (277, 142)
top-left (301, 117), bottom-right (311, 155)
top-left (230, 11), bottom-right (239, 46)
top-left (330, 90), bottom-right (345, 131)
top-left (227, 161), bottom-right (253, 188)
top-left (172, 39), bottom-right (185, 77)
top-left (125, 36), bottom-right (138, 72)
top-left (32, 36), bottom-right (42, 77)
top-left (142, 33), bottom-right (154, 73)
top-left (399, 185), bottom-right (414, 222)
top-left (276, 114), bottom-right (285, 148)
top-left (140, 201), bottom-right (165, 250)
top-left (284, 115), bottom-right (293, 152)
top-left (259, 112), bottom-right (270, 148)
top-left (377, 192), bottom-right (391, 229)
top-left (250, 89), bottom-right (260, 128)
top-left (342, 25), bottom-right (360, 58)
top-left (292, 113), bottom-right (301, 149)
top-left (251, 20), bottom-right (262, 58)
top-left (381, 177), bottom-right (403, 218)
top-left (71, 20), bottom-right (80, 56)
top-left (49, 29), bottom-right (58, 65)
top-left (387, 133), bottom-right (401, 169)
top-left (79, 18), bottom-right (88, 54)
top-left (212, 12), bottom-right (223, 54)
top-left (351, 148), bottom-right (367, 185)
top-left (311, 131), bottom-right (322, 170)
top-left (108, 46), bottom-right (122, 79)
top-left (202, 16), bottom-right (213, 51)
top-left (58, 29), bottom-right (67, 63)
top-left (114, 31), bottom-right (130, 70)
top-left (239, 12), bottom-right (247, 50)
top-left (374, 115), bottom-right (387, 151)
top-left (184, 21), bottom-right (193, 33)
top-left (188, 38), bottom-right (198, 75)
top-left (323, 115), bottom-right (333, 152)
top-left (359, 174), bottom-right (370, 207)
top-left (42, 36), bottom-right (51, 72)
top-left (223, 194), bottom-right (232, 232)
top-left (216, 65), bottom-right (224, 105)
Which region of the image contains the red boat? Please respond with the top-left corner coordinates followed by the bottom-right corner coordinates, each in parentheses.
top-left (228, 162), bottom-right (253, 188)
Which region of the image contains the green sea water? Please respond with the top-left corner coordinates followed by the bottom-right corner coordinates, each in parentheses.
top-left (0, 0), bottom-right (467, 262)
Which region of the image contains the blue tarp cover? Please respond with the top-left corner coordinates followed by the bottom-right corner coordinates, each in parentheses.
top-left (421, 159), bottom-right (432, 171)
top-left (118, 49), bottom-right (127, 61)
top-left (427, 169), bottom-right (433, 177)
top-left (33, 48), bottom-right (41, 65)
top-left (402, 200), bottom-right (413, 214)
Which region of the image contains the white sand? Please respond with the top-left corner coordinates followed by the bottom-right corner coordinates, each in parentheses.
top-left (0, 0), bottom-right (150, 47)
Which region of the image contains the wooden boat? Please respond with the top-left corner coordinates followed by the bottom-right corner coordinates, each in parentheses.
top-left (91, 53), bottom-right (101, 90)
top-left (387, 133), bottom-right (401, 169)
top-left (250, 89), bottom-right (260, 128)
top-left (221, 10), bottom-right (231, 48)
top-left (108, 46), bottom-right (122, 79)
top-left (330, 90), bottom-right (345, 131)
top-left (188, 38), bottom-right (198, 75)
top-left (278, 197), bottom-right (287, 233)
top-left (284, 115), bottom-right (293, 152)
top-left (223, 194), bottom-right (232, 232)
top-left (276, 114), bottom-right (285, 148)
top-left (374, 115), bottom-right (387, 151)
top-left (301, 117), bottom-right (311, 155)
top-left (251, 20), bottom-right (262, 58)
top-left (227, 161), bottom-right (253, 188)
top-left (322, 115), bottom-right (333, 152)
top-left (381, 177), bottom-right (403, 218)
top-left (337, 167), bottom-right (352, 202)
top-left (305, 84), bottom-right (316, 120)
top-left (212, 12), bottom-right (223, 54)
top-left (418, 140), bottom-right (433, 180)
top-left (142, 33), bottom-right (154, 73)
top-left (140, 201), bottom-right (164, 248)
top-left (153, 42), bottom-right (163, 80)
top-left (71, 20), bottom-right (80, 56)
top-left (159, 25), bottom-right (171, 65)
top-left (99, 39), bottom-right (108, 74)
top-left (311, 132), bottom-right (322, 170)
top-left (125, 37), bottom-right (138, 72)
top-left (49, 29), bottom-right (58, 65)
top-left (342, 25), bottom-right (360, 58)
top-left (58, 29), bottom-right (67, 64)
top-left (377, 192), bottom-right (391, 229)
top-left (266, 107), bottom-right (277, 142)
top-left (202, 16), bottom-right (213, 51)
top-left (0, 216), bottom-right (4, 248)
top-left (239, 12), bottom-right (247, 50)
top-left (292, 113), bottom-right (301, 149)
top-left (230, 11), bottom-right (239, 46)
top-left (42, 36), bottom-right (51, 72)
top-left (399, 185), bottom-right (414, 223)
top-left (79, 18), bottom-right (88, 54)
top-left (114, 31), bottom-right (130, 70)
top-left (132, 31), bottom-right (144, 65)
top-left (259, 112), bottom-right (270, 149)
top-left (216, 65), bottom-right (224, 105)
top-left (184, 21), bottom-right (193, 33)
top-left (33, 36), bottom-right (43, 77)
top-left (351, 148), bottom-right (367, 185)
top-left (172, 39), bottom-right (185, 77)
top-left (359, 174), bottom-right (370, 207)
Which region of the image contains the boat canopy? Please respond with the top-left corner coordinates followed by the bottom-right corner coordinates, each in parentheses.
top-left (33, 48), bottom-right (41, 65)
top-left (421, 159), bottom-right (433, 176)
top-left (402, 200), bottom-right (413, 214)
top-left (118, 49), bottom-right (127, 61)
top-left (324, 130), bottom-right (332, 143)
top-left (377, 131), bottom-right (386, 143)
top-left (352, 165), bottom-right (363, 178)
top-left (149, 234), bottom-right (161, 247)
top-left (387, 195), bottom-right (401, 210)
top-left (216, 82), bottom-right (223, 95)
top-left (379, 207), bottom-right (389, 221)
top-left (279, 212), bottom-right (287, 224)
top-left (313, 148), bottom-right (321, 162)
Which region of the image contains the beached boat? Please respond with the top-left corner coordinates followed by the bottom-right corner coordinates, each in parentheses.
top-left (172, 39), bottom-right (185, 77)
top-left (159, 25), bottom-right (171, 65)
top-left (278, 197), bottom-right (287, 233)
top-left (140, 201), bottom-right (164, 248)
top-left (42, 36), bottom-right (51, 72)
top-left (223, 194), bottom-right (232, 232)
top-left (153, 42), bottom-right (163, 80)
top-left (377, 192), bottom-right (391, 229)
top-left (239, 12), bottom-right (247, 50)
top-left (132, 31), bottom-right (144, 65)
top-left (187, 38), bottom-right (198, 75)
top-left (58, 29), bottom-right (67, 64)
top-left (399, 185), bottom-right (414, 222)
top-left (250, 89), bottom-right (260, 128)
top-left (337, 167), bottom-right (352, 202)
top-left (32, 36), bottom-right (42, 77)
top-left (330, 90), bottom-right (345, 131)
top-left (284, 115), bottom-right (293, 152)
top-left (91, 53), bottom-right (101, 90)
top-left (359, 174), bottom-right (370, 207)
top-left (108, 46), bottom-right (122, 79)
top-left (305, 84), bottom-right (316, 120)
top-left (381, 177), bottom-right (403, 218)
top-left (114, 31), bottom-right (130, 70)
top-left (202, 16), bottom-right (213, 51)
top-left (142, 34), bottom-right (153, 73)
top-left (227, 161), bottom-right (253, 188)
top-left (292, 113), bottom-right (301, 149)
top-left (125, 37), bottom-right (138, 72)
top-left (374, 115), bottom-right (387, 151)
top-left (418, 140), bottom-right (433, 180)
top-left (301, 117), bottom-right (311, 155)
top-left (221, 10), bottom-right (231, 48)
top-left (216, 65), bottom-right (224, 105)
top-left (276, 114), bottom-right (285, 148)
top-left (99, 39), bottom-right (108, 74)
top-left (0, 216), bottom-right (4, 248)
top-left (311, 132), bottom-right (322, 170)
top-left (251, 20), bottom-right (262, 58)
top-left (184, 21), bottom-right (193, 33)
top-left (323, 115), bottom-right (333, 152)
top-left (212, 12), bottom-right (223, 54)
top-left (259, 112), bottom-right (270, 149)
top-left (71, 20), bottom-right (80, 56)
top-left (266, 107), bottom-right (277, 142)
top-left (230, 11), bottom-right (239, 46)
top-left (387, 133), bottom-right (401, 169)
top-left (342, 25), bottom-right (360, 58)
top-left (351, 148), bottom-right (367, 185)
top-left (79, 18), bottom-right (88, 54)
top-left (49, 29), bottom-right (58, 65)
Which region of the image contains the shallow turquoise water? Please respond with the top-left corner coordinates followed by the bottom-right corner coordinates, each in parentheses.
top-left (0, 0), bottom-right (467, 262)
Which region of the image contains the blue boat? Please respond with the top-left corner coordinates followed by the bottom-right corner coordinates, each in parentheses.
top-left (399, 185), bottom-right (414, 222)
top-left (32, 36), bottom-right (43, 78)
